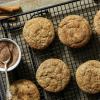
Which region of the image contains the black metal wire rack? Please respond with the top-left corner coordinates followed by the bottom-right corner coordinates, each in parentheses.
top-left (0, 0), bottom-right (100, 100)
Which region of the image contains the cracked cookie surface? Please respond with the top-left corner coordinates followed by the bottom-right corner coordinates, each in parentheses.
top-left (58, 15), bottom-right (91, 48)
top-left (10, 79), bottom-right (40, 100)
top-left (94, 10), bottom-right (100, 35)
top-left (76, 60), bottom-right (100, 94)
top-left (36, 58), bottom-right (70, 92)
top-left (23, 17), bottom-right (55, 49)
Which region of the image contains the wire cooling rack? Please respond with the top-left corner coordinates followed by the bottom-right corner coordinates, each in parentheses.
top-left (0, 0), bottom-right (100, 100)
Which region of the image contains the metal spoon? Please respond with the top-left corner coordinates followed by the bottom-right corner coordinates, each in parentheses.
top-left (0, 46), bottom-right (12, 100)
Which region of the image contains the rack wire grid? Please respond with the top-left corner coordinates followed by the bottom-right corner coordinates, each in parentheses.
top-left (0, 0), bottom-right (100, 100)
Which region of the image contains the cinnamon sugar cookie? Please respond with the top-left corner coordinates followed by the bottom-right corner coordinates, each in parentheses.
top-left (10, 79), bottom-right (40, 100)
top-left (94, 10), bottom-right (100, 35)
top-left (36, 58), bottom-right (70, 92)
top-left (58, 15), bottom-right (91, 48)
top-left (76, 60), bottom-right (100, 94)
top-left (23, 17), bottom-right (55, 49)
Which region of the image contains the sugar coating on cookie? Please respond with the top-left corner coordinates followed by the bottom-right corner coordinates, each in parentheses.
top-left (58, 15), bottom-right (91, 48)
top-left (23, 17), bottom-right (55, 49)
top-left (10, 79), bottom-right (40, 100)
top-left (76, 60), bottom-right (100, 94)
top-left (36, 58), bottom-right (70, 92)
top-left (94, 10), bottom-right (100, 35)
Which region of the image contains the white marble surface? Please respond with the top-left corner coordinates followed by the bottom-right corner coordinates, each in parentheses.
top-left (19, 0), bottom-right (71, 12)
top-left (0, 0), bottom-right (95, 16)
top-left (0, 0), bottom-right (71, 12)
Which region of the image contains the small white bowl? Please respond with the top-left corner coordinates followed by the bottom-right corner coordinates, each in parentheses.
top-left (0, 38), bottom-right (21, 72)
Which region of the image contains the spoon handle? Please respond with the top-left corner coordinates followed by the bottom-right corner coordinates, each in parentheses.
top-left (4, 63), bottom-right (12, 100)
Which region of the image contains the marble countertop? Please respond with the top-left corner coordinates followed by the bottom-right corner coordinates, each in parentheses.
top-left (0, 0), bottom-right (71, 12)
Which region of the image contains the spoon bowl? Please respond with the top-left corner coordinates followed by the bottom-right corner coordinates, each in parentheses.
top-left (0, 44), bottom-right (12, 100)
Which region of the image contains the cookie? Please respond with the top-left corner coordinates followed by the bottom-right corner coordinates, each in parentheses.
top-left (0, 5), bottom-right (21, 12)
top-left (94, 10), bottom-right (100, 35)
top-left (58, 15), bottom-right (91, 48)
top-left (10, 79), bottom-right (40, 100)
top-left (76, 60), bottom-right (100, 94)
top-left (36, 58), bottom-right (70, 92)
top-left (23, 17), bottom-right (55, 49)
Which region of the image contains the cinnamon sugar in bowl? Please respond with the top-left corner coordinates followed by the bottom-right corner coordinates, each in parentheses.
top-left (0, 38), bottom-right (21, 72)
